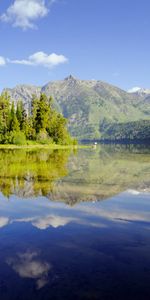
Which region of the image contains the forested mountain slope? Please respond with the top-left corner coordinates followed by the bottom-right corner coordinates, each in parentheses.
top-left (3, 75), bottom-right (150, 140)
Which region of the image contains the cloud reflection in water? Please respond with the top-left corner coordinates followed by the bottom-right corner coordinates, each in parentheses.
top-left (7, 251), bottom-right (51, 289)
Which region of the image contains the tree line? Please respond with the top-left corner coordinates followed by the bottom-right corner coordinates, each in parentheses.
top-left (0, 92), bottom-right (76, 145)
top-left (100, 120), bottom-right (150, 143)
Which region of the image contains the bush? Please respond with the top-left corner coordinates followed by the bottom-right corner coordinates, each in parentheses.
top-left (12, 131), bottom-right (26, 145)
top-left (37, 129), bottom-right (54, 144)
top-left (72, 138), bottom-right (78, 145)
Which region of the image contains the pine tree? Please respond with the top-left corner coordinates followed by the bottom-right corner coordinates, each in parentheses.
top-left (34, 94), bottom-right (51, 133)
top-left (0, 92), bottom-right (74, 145)
top-left (9, 102), bottom-right (19, 132)
top-left (0, 92), bottom-right (10, 142)
top-left (16, 100), bottom-right (24, 129)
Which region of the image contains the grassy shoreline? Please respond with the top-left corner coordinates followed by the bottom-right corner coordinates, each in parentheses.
top-left (0, 143), bottom-right (89, 150)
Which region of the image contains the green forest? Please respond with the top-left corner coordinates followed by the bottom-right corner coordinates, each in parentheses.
top-left (0, 92), bottom-right (76, 145)
top-left (100, 120), bottom-right (150, 142)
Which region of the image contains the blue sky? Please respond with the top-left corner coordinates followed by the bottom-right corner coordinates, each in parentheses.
top-left (0, 0), bottom-right (150, 91)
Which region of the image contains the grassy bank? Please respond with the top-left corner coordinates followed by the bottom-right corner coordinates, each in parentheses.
top-left (0, 143), bottom-right (89, 150)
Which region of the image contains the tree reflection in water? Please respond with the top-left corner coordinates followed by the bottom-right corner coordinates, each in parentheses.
top-left (0, 145), bottom-right (149, 204)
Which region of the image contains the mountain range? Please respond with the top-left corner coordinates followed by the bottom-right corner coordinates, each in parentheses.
top-left (3, 75), bottom-right (150, 140)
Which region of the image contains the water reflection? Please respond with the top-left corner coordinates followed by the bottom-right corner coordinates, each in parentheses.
top-left (7, 251), bottom-right (51, 289)
top-left (0, 149), bottom-right (69, 198)
top-left (0, 145), bottom-right (149, 203)
top-left (0, 191), bottom-right (149, 231)
top-left (0, 145), bottom-right (149, 299)
top-left (0, 217), bottom-right (9, 228)
top-left (0, 192), bottom-right (149, 299)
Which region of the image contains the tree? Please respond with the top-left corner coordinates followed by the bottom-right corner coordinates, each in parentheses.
top-left (34, 94), bottom-right (51, 133)
top-left (0, 92), bottom-right (10, 137)
top-left (9, 102), bottom-right (20, 132)
top-left (0, 92), bottom-right (74, 145)
top-left (16, 100), bottom-right (24, 129)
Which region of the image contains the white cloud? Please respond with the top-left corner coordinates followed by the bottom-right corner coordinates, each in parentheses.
top-left (10, 51), bottom-right (68, 68)
top-left (0, 217), bottom-right (9, 227)
top-left (7, 251), bottom-right (51, 289)
top-left (32, 215), bottom-right (75, 229)
top-left (1, 51), bottom-right (68, 69)
top-left (128, 87), bottom-right (141, 93)
top-left (0, 0), bottom-right (53, 30)
top-left (127, 189), bottom-right (141, 195)
top-left (0, 56), bottom-right (6, 66)
top-left (13, 214), bottom-right (75, 229)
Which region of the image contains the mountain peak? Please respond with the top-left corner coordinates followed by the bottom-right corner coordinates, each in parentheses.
top-left (3, 78), bottom-right (149, 140)
top-left (64, 75), bottom-right (78, 81)
top-left (128, 87), bottom-right (150, 95)
top-left (128, 87), bottom-right (141, 93)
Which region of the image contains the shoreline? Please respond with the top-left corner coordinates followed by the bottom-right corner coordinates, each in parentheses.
top-left (0, 144), bottom-right (89, 150)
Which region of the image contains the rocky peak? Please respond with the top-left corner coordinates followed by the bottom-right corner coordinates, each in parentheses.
top-left (64, 75), bottom-right (78, 82)
top-left (128, 87), bottom-right (150, 95)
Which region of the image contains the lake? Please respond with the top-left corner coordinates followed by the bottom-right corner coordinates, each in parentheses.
top-left (0, 145), bottom-right (150, 300)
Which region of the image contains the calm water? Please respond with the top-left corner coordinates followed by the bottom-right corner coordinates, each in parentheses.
top-left (0, 145), bottom-right (150, 300)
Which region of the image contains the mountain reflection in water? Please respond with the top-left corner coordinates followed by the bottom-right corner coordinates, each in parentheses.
top-left (0, 145), bottom-right (149, 300)
top-left (0, 145), bottom-right (149, 203)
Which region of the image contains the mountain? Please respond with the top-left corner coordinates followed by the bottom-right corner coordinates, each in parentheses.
top-left (100, 120), bottom-right (150, 143)
top-left (3, 75), bottom-right (150, 140)
top-left (4, 85), bottom-right (41, 113)
top-left (128, 87), bottom-right (150, 95)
